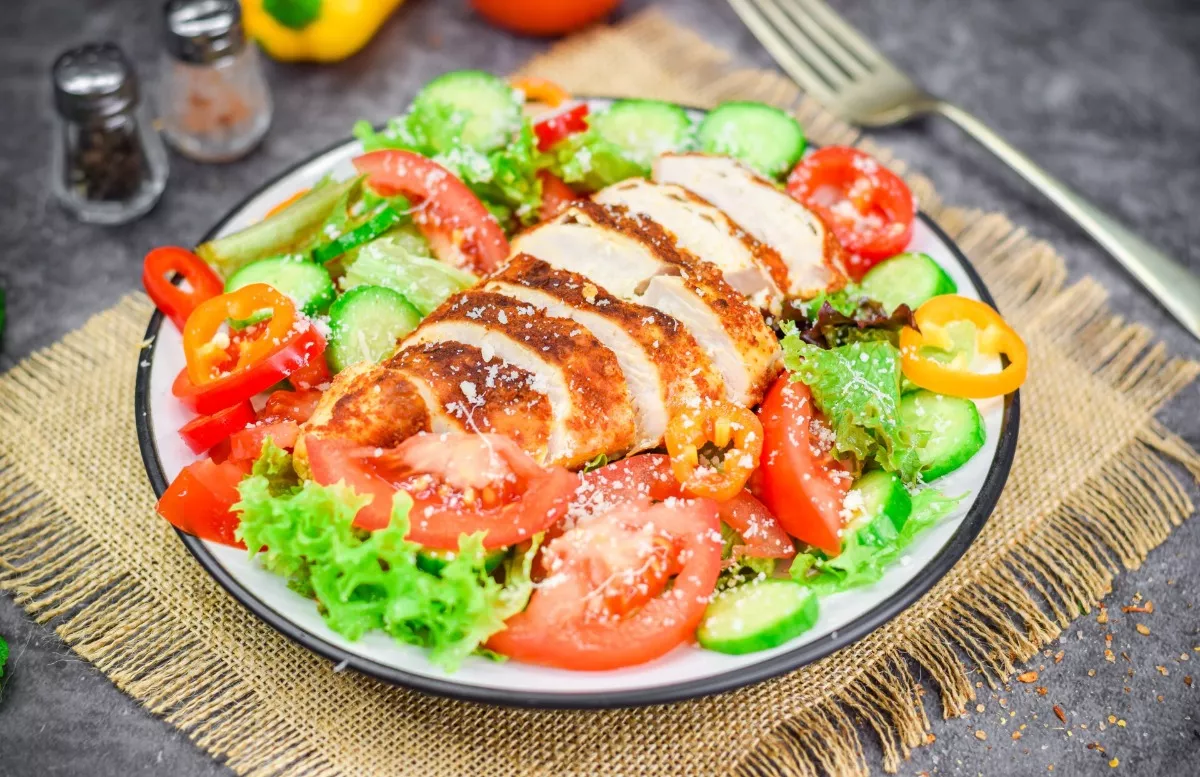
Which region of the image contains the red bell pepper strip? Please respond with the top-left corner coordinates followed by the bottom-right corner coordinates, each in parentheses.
top-left (177, 400), bottom-right (256, 454)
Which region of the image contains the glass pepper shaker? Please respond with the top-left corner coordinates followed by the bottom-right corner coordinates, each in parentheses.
top-left (50, 43), bottom-right (169, 225)
top-left (159, 0), bottom-right (272, 163)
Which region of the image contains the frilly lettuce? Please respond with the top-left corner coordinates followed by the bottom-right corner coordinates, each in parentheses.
top-left (790, 488), bottom-right (960, 592)
top-left (781, 325), bottom-right (925, 483)
top-left (235, 443), bottom-right (536, 669)
top-left (537, 127), bottom-right (646, 192)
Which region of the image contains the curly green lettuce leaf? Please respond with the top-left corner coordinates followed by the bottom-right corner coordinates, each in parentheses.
top-left (354, 112), bottom-right (543, 229)
top-left (235, 464), bottom-right (521, 670)
top-left (537, 127), bottom-right (646, 192)
top-left (790, 488), bottom-right (960, 592)
top-left (251, 439), bottom-right (300, 496)
top-left (781, 326), bottom-right (924, 482)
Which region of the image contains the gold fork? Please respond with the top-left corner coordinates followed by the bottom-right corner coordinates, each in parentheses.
top-left (729, 0), bottom-right (1200, 340)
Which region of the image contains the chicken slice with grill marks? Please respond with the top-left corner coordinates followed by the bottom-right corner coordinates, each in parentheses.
top-left (294, 361), bottom-right (431, 476)
top-left (512, 201), bottom-right (781, 407)
top-left (593, 178), bottom-right (787, 314)
top-left (403, 289), bottom-right (638, 467)
top-left (653, 152), bottom-right (849, 299)
top-left (486, 253), bottom-right (724, 451)
top-left (387, 340), bottom-right (552, 461)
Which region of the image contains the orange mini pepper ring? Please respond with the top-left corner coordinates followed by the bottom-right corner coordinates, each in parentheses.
top-left (664, 399), bottom-right (765, 503)
top-left (899, 295), bottom-right (1028, 399)
top-left (183, 284), bottom-right (298, 387)
top-left (509, 76), bottom-right (571, 107)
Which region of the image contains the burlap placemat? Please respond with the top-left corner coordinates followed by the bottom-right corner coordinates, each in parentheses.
top-left (2, 11), bottom-right (1198, 777)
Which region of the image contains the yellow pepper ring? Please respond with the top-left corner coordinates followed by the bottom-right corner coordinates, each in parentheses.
top-left (899, 295), bottom-right (1028, 399)
top-left (509, 76), bottom-right (571, 108)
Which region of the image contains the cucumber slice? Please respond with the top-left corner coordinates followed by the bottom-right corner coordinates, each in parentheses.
top-left (589, 99), bottom-right (694, 169)
top-left (410, 70), bottom-right (522, 152)
top-left (225, 256), bottom-right (336, 316)
top-left (326, 286), bottom-right (422, 373)
top-left (847, 470), bottom-right (913, 547)
top-left (899, 390), bottom-right (986, 481)
top-left (859, 252), bottom-right (957, 313)
top-left (697, 580), bottom-right (819, 655)
top-left (416, 547), bottom-right (506, 576)
top-left (696, 101), bottom-right (806, 179)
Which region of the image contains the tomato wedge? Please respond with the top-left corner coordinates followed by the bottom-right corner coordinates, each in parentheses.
top-left (306, 433), bottom-right (578, 547)
top-left (581, 454), bottom-right (793, 559)
top-left (171, 320), bottom-right (326, 415)
top-left (177, 400), bottom-right (256, 454)
top-left (537, 170), bottom-right (579, 221)
top-left (533, 101), bottom-right (590, 151)
top-left (787, 146), bottom-right (915, 278)
top-left (142, 246), bottom-right (224, 331)
top-left (229, 421), bottom-right (300, 462)
top-left (156, 458), bottom-right (249, 548)
top-left (287, 351), bottom-right (331, 390)
top-left (353, 150), bottom-right (510, 275)
top-left (259, 388), bottom-right (322, 424)
top-left (486, 497), bottom-right (722, 670)
top-left (756, 377), bottom-right (852, 556)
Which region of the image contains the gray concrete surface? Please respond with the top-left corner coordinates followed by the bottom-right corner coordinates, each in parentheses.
top-left (1, 0), bottom-right (1197, 774)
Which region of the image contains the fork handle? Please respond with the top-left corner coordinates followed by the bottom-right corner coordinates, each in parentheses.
top-left (933, 101), bottom-right (1200, 340)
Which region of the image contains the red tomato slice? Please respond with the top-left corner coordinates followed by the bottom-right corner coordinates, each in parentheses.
top-left (757, 377), bottom-right (851, 556)
top-left (155, 458), bottom-right (249, 548)
top-left (229, 421), bottom-right (300, 462)
top-left (486, 497), bottom-right (722, 670)
top-left (306, 433), bottom-right (578, 548)
top-left (533, 101), bottom-right (590, 151)
top-left (177, 400), bottom-right (256, 454)
top-left (580, 454), bottom-right (793, 559)
top-left (537, 170), bottom-right (579, 221)
top-left (353, 150), bottom-right (510, 275)
top-left (787, 146), bottom-right (915, 278)
top-left (288, 351), bottom-right (331, 390)
top-left (171, 322), bottom-right (326, 415)
top-left (142, 246), bottom-right (224, 331)
top-left (259, 389), bottom-right (322, 425)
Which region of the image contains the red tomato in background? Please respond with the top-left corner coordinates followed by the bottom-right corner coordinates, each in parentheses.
top-left (472, 0), bottom-right (621, 36)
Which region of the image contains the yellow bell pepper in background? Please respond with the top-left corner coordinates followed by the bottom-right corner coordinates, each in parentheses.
top-left (244, 0), bottom-right (407, 63)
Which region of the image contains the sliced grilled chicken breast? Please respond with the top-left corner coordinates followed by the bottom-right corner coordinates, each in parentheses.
top-left (653, 152), bottom-right (849, 298)
top-left (295, 361), bottom-right (431, 474)
top-left (487, 253), bottom-right (724, 450)
top-left (388, 340), bottom-right (552, 461)
top-left (404, 289), bottom-right (638, 467)
top-left (593, 178), bottom-right (787, 313)
top-left (515, 202), bottom-right (781, 406)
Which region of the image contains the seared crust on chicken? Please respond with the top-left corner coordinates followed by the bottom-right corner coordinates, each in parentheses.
top-left (405, 290), bottom-right (638, 467)
top-left (488, 253), bottom-right (724, 450)
top-left (388, 340), bottom-right (552, 460)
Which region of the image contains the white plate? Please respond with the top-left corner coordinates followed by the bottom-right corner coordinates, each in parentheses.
top-left (135, 102), bottom-right (1019, 708)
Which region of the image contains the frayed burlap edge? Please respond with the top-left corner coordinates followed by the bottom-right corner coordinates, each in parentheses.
top-left (1, 10), bottom-right (1197, 777)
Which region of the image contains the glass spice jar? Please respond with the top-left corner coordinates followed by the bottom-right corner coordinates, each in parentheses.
top-left (50, 43), bottom-right (169, 225)
top-left (159, 0), bottom-right (272, 163)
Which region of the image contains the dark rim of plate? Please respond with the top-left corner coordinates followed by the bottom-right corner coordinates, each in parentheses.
top-left (134, 101), bottom-right (1020, 710)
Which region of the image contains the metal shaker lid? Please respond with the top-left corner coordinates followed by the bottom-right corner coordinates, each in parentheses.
top-left (52, 42), bottom-right (139, 121)
top-left (163, 0), bottom-right (245, 65)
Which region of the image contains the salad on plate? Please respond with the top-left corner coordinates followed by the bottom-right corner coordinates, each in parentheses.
top-left (143, 71), bottom-right (1028, 672)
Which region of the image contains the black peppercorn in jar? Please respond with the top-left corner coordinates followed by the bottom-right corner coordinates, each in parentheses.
top-left (50, 43), bottom-right (169, 225)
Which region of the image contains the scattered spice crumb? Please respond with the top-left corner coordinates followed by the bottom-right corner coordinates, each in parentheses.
top-left (1048, 765), bottom-right (1054, 772)
top-left (1181, 653), bottom-right (1190, 662)
top-left (1157, 695), bottom-right (1164, 703)
top-left (1135, 624), bottom-right (1151, 636)
top-left (1185, 676), bottom-right (1193, 687)
top-left (1106, 633), bottom-right (1114, 647)
top-left (976, 704), bottom-right (985, 713)
top-left (975, 730), bottom-right (988, 741)
top-left (1124, 686), bottom-right (1131, 693)
top-left (1089, 669), bottom-right (1097, 677)
top-left (1105, 650), bottom-right (1116, 663)
top-left (1121, 602), bottom-right (1152, 614)
top-left (1054, 650), bottom-right (1065, 664)
top-left (999, 698), bottom-right (1009, 708)
top-left (925, 733), bottom-right (936, 744)
top-left (1121, 652), bottom-right (1131, 663)
top-left (1037, 687), bottom-right (1048, 696)
top-left (1097, 610), bottom-right (1109, 625)
top-left (1108, 715), bottom-right (1117, 724)
top-left (1054, 705), bottom-right (1067, 724)
top-left (1110, 758), bottom-right (1120, 768)
top-left (1117, 719), bottom-right (1126, 728)
top-left (1018, 671), bottom-right (1039, 683)
top-left (1156, 665), bottom-right (1169, 676)
top-left (1087, 742), bottom-right (1106, 754)
top-left (1012, 731), bottom-right (1022, 740)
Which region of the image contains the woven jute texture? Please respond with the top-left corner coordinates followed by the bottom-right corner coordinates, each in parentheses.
top-left (2, 11), bottom-right (1198, 777)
